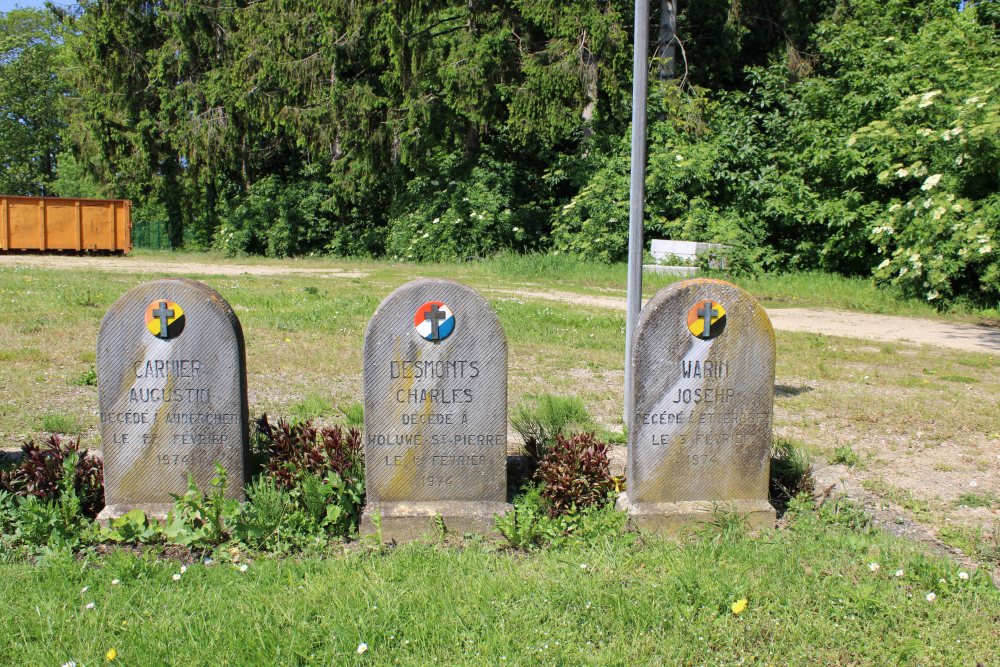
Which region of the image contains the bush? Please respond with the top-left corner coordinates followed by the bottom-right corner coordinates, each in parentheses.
top-left (0, 435), bottom-right (104, 519)
top-left (534, 433), bottom-right (615, 517)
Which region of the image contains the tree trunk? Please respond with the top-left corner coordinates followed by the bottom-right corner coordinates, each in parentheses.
top-left (658, 0), bottom-right (677, 81)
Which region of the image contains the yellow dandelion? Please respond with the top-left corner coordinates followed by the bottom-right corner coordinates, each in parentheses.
top-left (105, 648), bottom-right (118, 662)
top-left (731, 598), bottom-right (748, 615)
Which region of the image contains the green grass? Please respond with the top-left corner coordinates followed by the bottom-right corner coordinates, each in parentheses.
top-left (291, 394), bottom-right (335, 422)
top-left (1, 503), bottom-right (997, 666)
top-left (38, 413), bottom-right (82, 435)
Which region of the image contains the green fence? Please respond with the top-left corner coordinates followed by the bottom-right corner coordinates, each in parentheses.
top-left (131, 217), bottom-right (171, 250)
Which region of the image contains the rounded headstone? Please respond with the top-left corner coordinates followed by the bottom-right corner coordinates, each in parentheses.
top-left (96, 278), bottom-right (249, 522)
top-left (618, 278), bottom-right (776, 529)
top-left (360, 279), bottom-right (511, 541)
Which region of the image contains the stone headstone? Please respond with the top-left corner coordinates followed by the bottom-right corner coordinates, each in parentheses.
top-left (96, 278), bottom-right (249, 523)
top-left (618, 278), bottom-right (776, 529)
top-left (360, 279), bottom-right (511, 541)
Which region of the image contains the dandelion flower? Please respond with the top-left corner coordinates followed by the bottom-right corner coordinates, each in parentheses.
top-left (85, 602), bottom-right (95, 610)
top-left (895, 569), bottom-right (904, 578)
top-left (958, 572), bottom-right (969, 580)
top-left (105, 648), bottom-right (118, 662)
top-left (869, 562), bottom-right (880, 572)
top-left (926, 592), bottom-right (937, 602)
top-left (731, 598), bottom-right (748, 615)
top-left (357, 643), bottom-right (369, 655)
top-left (172, 574), bottom-right (181, 581)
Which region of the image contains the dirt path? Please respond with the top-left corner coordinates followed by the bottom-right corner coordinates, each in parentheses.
top-left (488, 288), bottom-right (1000, 355)
top-left (0, 254), bottom-right (367, 278)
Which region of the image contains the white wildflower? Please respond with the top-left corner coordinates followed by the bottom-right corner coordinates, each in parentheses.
top-left (895, 569), bottom-right (904, 578)
top-left (111, 579), bottom-right (120, 586)
top-left (239, 563), bottom-right (249, 573)
top-left (357, 643), bottom-right (369, 655)
top-left (877, 258), bottom-right (892, 270)
top-left (980, 245), bottom-right (992, 254)
top-left (918, 90), bottom-right (941, 108)
top-left (180, 566), bottom-right (187, 574)
top-left (926, 290), bottom-right (940, 301)
top-left (958, 572), bottom-right (969, 580)
top-left (896, 168), bottom-right (909, 178)
top-left (172, 574), bottom-right (181, 581)
top-left (921, 174), bottom-right (942, 191)
top-left (85, 602), bottom-right (95, 610)
top-left (869, 562), bottom-right (881, 572)
top-left (80, 587), bottom-right (89, 594)
top-left (926, 592), bottom-right (937, 602)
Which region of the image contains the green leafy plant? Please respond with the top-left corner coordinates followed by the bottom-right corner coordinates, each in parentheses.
top-left (0, 435), bottom-right (104, 518)
top-left (10, 454), bottom-right (94, 550)
top-left (102, 509), bottom-right (163, 543)
top-left (68, 366), bottom-right (97, 387)
top-left (831, 444), bottom-right (861, 467)
top-left (534, 432), bottom-right (615, 517)
top-left (163, 465), bottom-right (237, 549)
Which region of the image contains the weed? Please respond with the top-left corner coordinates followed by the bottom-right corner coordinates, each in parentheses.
top-left (291, 394), bottom-right (334, 421)
top-left (39, 413), bottom-right (82, 435)
top-left (339, 401), bottom-right (364, 428)
top-left (830, 444), bottom-right (861, 467)
top-left (955, 492), bottom-right (999, 510)
top-left (163, 465), bottom-right (238, 549)
top-left (512, 394), bottom-right (592, 462)
top-left (68, 366), bottom-right (97, 387)
top-left (770, 437), bottom-right (815, 506)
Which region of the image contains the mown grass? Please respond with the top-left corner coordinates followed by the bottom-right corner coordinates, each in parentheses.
top-left (1, 503), bottom-right (998, 666)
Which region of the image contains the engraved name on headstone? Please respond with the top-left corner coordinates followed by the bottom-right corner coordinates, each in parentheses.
top-left (96, 278), bottom-right (249, 523)
top-left (360, 279), bottom-right (512, 541)
top-left (618, 278), bottom-right (776, 529)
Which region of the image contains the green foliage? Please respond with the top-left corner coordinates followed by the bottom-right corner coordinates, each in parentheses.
top-left (831, 444), bottom-right (861, 467)
top-left (770, 436), bottom-right (815, 506)
top-left (163, 465), bottom-right (238, 549)
top-left (496, 484), bottom-right (629, 550)
top-left (7, 454), bottom-right (95, 551)
top-left (68, 366), bottom-right (97, 387)
top-left (0, 435), bottom-right (104, 519)
top-left (102, 509), bottom-right (163, 544)
top-left (39, 413), bottom-right (82, 435)
top-left (535, 432), bottom-right (615, 517)
top-left (290, 394), bottom-right (334, 422)
top-left (511, 393), bottom-right (592, 462)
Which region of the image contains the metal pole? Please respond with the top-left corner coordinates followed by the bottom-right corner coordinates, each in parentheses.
top-left (624, 0), bottom-right (650, 429)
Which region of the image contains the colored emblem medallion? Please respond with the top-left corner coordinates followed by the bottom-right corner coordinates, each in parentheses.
top-left (686, 299), bottom-right (726, 340)
top-left (414, 301), bottom-right (455, 342)
top-left (144, 299), bottom-right (185, 339)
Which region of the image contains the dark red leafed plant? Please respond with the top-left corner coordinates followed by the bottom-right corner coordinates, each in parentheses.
top-left (534, 432), bottom-right (615, 517)
top-left (256, 415), bottom-right (362, 488)
top-left (0, 435), bottom-right (104, 518)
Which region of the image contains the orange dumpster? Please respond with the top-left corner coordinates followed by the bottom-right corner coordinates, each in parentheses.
top-left (0, 195), bottom-right (132, 255)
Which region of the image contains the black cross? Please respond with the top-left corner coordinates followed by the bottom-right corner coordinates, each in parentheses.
top-left (152, 301), bottom-right (174, 339)
top-left (698, 301), bottom-right (719, 339)
top-left (424, 304), bottom-right (447, 340)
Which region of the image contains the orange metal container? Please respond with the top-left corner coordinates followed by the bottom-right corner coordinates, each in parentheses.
top-left (0, 195), bottom-right (132, 255)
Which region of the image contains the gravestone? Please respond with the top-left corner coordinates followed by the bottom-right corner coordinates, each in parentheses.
top-left (618, 278), bottom-right (776, 529)
top-left (96, 278), bottom-right (249, 523)
top-left (360, 279), bottom-right (511, 542)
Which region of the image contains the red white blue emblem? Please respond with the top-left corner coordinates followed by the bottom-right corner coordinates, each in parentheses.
top-left (414, 301), bottom-right (455, 341)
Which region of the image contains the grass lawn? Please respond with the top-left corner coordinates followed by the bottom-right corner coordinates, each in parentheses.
top-left (1, 503), bottom-right (998, 666)
top-left (0, 252), bottom-right (998, 664)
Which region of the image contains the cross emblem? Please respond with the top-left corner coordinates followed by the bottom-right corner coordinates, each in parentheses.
top-left (697, 301), bottom-right (719, 339)
top-left (152, 301), bottom-right (174, 339)
top-left (424, 304), bottom-right (447, 340)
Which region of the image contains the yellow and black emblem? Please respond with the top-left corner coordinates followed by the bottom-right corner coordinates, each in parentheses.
top-left (687, 299), bottom-right (726, 340)
top-left (145, 300), bottom-right (185, 339)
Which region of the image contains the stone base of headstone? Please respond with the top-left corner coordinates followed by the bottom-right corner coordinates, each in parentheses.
top-left (96, 502), bottom-right (173, 527)
top-left (360, 501), bottom-right (513, 544)
top-left (615, 494), bottom-right (776, 532)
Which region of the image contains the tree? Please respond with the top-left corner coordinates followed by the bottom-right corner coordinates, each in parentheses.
top-left (0, 8), bottom-right (70, 195)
